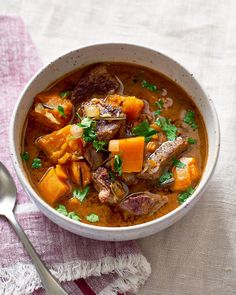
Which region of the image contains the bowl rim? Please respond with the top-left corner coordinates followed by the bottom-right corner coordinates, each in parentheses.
top-left (9, 42), bottom-right (220, 233)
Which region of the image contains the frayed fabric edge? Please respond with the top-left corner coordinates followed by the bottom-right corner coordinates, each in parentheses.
top-left (0, 254), bottom-right (151, 295)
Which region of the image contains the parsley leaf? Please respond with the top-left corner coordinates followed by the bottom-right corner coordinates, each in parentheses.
top-left (156, 117), bottom-right (177, 141)
top-left (56, 204), bottom-right (81, 221)
top-left (31, 158), bottom-right (42, 169)
top-left (109, 171), bottom-right (116, 182)
top-left (173, 158), bottom-right (186, 169)
top-left (178, 187), bottom-right (195, 204)
top-left (77, 117), bottom-right (97, 142)
top-left (155, 99), bottom-right (164, 109)
top-left (73, 186), bottom-right (90, 202)
top-left (141, 80), bottom-right (160, 92)
top-left (59, 91), bottom-right (71, 99)
top-left (132, 121), bottom-right (157, 142)
top-left (92, 140), bottom-right (107, 152)
top-left (159, 171), bottom-right (173, 184)
top-left (57, 105), bottom-right (67, 118)
top-left (114, 154), bottom-right (123, 176)
top-left (21, 151), bottom-right (29, 161)
top-left (86, 213), bottom-right (99, 223)
top-left (154, 109), bottom-right (162, 116)
top-left (188, 137), bottom-right (196, 144)
top-left (184, 110), bottom-right (198, 130)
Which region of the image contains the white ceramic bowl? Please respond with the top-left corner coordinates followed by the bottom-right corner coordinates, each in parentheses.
top-left (9, 43), bottom-right (220, 241)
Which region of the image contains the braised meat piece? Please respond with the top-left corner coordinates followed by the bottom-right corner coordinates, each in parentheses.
top-left (138, 137), bottom-right (188, 180)
top-left (84, 143), bottom-right (105, 170)
top-left (96, 120), bottom-right (126, 141)
top-left (121, 173), bottom-right (139, 186)
top-left (92, 167), bottom-right (126, 204)
top-left (71, 64), bottom-right (119, 101)
top-left (119, 192), bottom-right (168, 216)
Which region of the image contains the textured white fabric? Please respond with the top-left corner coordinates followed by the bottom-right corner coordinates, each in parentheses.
top-left (0, 1), bottom-right (236, 294)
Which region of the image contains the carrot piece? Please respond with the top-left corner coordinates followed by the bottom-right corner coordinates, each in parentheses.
top-left (107, 95), bottom-right (144, 120)
top-left (171, 157), bottom-right (200, 191)
top-left (36, 125), bottom-right (83, 164)
top-left (38, 167), bottom-right (70, 205)
top-left (70, 161), bottom-right (91, 187)
top-left (108, 137), bottom-right (145, 172)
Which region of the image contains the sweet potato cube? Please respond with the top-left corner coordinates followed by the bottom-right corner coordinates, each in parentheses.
top-left (107, 95), bottom-right (144, 120)
top-left (70, 161), bottom-right (91, 187)
top-left (30, 90), bottom-right (73, 130)
top-left (171, 157), bottom-right (200, 191)
top-left (36, 125), bottom-right (83, 164)
top-left (38, 166), bottom-right (70, 205)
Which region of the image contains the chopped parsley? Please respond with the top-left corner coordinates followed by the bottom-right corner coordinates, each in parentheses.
top-left (86, 213), bottom-right (99, 223)
top-left (21, 151), bottom-right (29, 161)
top-left (141, 80), bottom-right (160, 92)
top-left (188, 137), bottom-right (196, 144)
top-left (178, 187), bottom-right (195, 204)
top-left (156, 117), bottom-right (177, 141)
top-left (57, 105), bottom-right (67, 118)
top-left (73, 186), bottom-right (90, 202)
top-left (132, 121), bottom-right (157, 142)
top-left (184, 110), bottom-right (198, 130)
top-left (155, 99), bottom-right (164, 109)
top-left (92, 140), bottom-right (107, 152)
top-left (159, 171), bottom-right (173, 184)
top-left (173, 158), bottom-right (186, 169)
top-left (114, 154), bottom-right (123, 176)
top-left (59, 91), bottom-right (71, 99)
top-left (77, 117), bottom-right (97, 142)
top-left (154, 109), bottom-right (162, 116)
top-left (31, 158), bottom-right (42, 169)
top-left (56, 204), bottom-right (81, 221)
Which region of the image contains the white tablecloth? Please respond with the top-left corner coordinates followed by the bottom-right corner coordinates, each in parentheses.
top-left (1, 1), bottom-right (235, 294)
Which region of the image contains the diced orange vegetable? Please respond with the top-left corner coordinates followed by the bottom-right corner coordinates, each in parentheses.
top-left (171, 157), bottom-right (200, 191)
top-left (55, 164), bottom-right (68, 180)
top-left (107, 95), bottom-right (144, 120)
top-left (109, 137), bottom-right (145, 172)
top-left (38, 166), bottom-right (70, 205)
top-left (70, 161), bottom-right (91, 187)
top-left (30, 90), bottom-right (73, 130)
top-left (36, 125), bottom-right (83, 164)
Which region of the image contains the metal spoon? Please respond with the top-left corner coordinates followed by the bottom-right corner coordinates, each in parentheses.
top-left (0, 162), bottom-right (68, 295)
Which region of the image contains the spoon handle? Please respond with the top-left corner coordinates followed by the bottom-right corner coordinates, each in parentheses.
top-left (6, 211), bottom-right (68, 295)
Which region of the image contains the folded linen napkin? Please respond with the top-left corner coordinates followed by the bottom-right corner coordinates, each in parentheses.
top-left (0, 16), bottom-right (151, 295)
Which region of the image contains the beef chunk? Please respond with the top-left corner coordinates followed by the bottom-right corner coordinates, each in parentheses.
top-left (138, 137), bottom-right (188, 180)
top-left (71, 64), bottom-right (119, 102)
top-left (92, 167), bottom-right (126, 204)
top-left (119, 192), bottom-right (168, 216)
top-left (121, 173), bottom-right (139, 186)
top-left (84, 143), bottom-right (105, 170)
top-left (96, 120), bottom-right (126, 141)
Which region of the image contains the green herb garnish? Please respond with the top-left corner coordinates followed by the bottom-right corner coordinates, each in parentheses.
top-left (159, 171), bottom-right (173, 184)
top-left (155, 99), bottom-right (164, 109)
top-left (184, 110), bottom-right (198, 130)
top-left (31, 158), bottom-right (42, 169)
top-left (178, 187), bottom-right (195, 204)
top-left (21, 151), bottom-right (29, 161)
top-left (56, 204), bottom-right (81, 221)
top-left (173, 158), bottom-right (186, 169)
top-left (92, 140), bottom-right (107, 152)
top-left (154, 109), bottom-right (162, 116)
top-left (73, 186), bottom-right (90, 202)
top-left (86, 213), bottom-right (99, 223)
top-left (114, 154), bottom-right (123, 176)
top-left (156, 117), bottom-right (177, 141)
top-left (188, 137), bottom-right (196, 144)
top-left (132, 121), bottom-right (157, 142)
top-left (141, 80), bottom-right (160, 92)
top-left (57, 105), bottom-right (67, 118)
top-left (59, 91), bottom-right (71, 99)
top-left (77, 117), bottom-right (97, 142)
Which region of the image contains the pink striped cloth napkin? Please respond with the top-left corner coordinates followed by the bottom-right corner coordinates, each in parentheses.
top-left (0, 16), bottom-right (151, 295)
